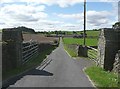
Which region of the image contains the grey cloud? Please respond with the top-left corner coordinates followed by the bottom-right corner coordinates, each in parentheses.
top-left (13, 14), bottom-right (39, 22)
top-left (86, 11), bottom-right (111, 26)
top-left (0, 4), bottom-right (47, 23)
top-left (87, 17), bottom-right (109, 26)
top-left (0, 22), bottom-right (5, 25)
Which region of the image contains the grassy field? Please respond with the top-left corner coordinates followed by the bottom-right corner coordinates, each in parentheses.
top-left (63, 30), bottom-right (99, 57)
top-left (63, 30), bottom-right (100, 46)
top-left (66, 30), bottom-right (100, 36)
top-left (63, 38), bottom-right (98, 46)
top-left (85, 66), bottom-right (118, 88)
top-left (85, 30), bottom-right (100, 37)
top-left (76, 30), bottom-right (100, 37)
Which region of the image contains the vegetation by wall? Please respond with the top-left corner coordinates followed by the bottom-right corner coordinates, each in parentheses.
top-left (16, 26), bottom-right (35, 34)
top-left (64, 44), bottom-right (78, 57)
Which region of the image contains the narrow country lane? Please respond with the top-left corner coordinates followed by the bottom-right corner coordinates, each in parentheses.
top-left (9, 38), bottom-right (95, 88)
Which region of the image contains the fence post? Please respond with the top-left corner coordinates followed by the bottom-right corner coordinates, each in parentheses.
top-left (78, 45), bottom-right (88, 57)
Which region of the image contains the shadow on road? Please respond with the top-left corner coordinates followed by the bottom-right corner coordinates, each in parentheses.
top-left (26, 69), bottom-right (53, 76)
top-left (2, 69), bottom-right (53, 89)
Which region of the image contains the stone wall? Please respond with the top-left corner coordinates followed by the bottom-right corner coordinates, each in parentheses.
top-left (98, 28), bottom-right (120, 71)
top-left (97, 29), bottom-right (106, 67)
top-left (113, 50), bottom-right (120, 73)
top-left (113, 50), bottom-right (120, 87)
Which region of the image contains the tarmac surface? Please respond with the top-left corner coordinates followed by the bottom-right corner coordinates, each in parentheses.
top-left (8, 38), bottom-right (95, 88)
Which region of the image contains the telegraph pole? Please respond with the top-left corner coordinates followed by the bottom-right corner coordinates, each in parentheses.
top-left (78, 0), bottom-right (87, 57)
top-left (79, 0), bottom-right (87, 57)
top-left (83, 0), bottom-right (86, 46)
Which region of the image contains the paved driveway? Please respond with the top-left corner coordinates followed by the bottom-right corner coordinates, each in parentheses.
top-left (9, 38), bottom-right (95, 88)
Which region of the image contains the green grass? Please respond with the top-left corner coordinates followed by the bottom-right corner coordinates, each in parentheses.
top-left (63, 38), bottom-right (98, 46)
top-left (3, 46), bottom-right (57, 80)
top-left (65, 30), bottom-right (100, 36)
top-left (85, 66), bottom-right (118, 88)
top-left (0, 29), bottom-right (2, 33)
top-left (85, 30), bottom-right (100, 37)
top-left (72, 30), bottom-right (100, 37)
top-left (64, 44), bottom-right (77, 57)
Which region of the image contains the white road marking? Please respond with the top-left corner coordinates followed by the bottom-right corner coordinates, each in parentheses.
top-left (83, 67), bottom-right (97, 89)
top-left (64, 49), bottom-right (72, 58)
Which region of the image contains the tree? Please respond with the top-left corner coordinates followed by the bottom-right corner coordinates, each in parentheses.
top-left (17, 26), bottom-right (35, 33)
top-left (55, 31), bottom-right (58, 35)
top-left (113, 22), bottom-right (120, 29)
top-left (73, 31), bottom-right (77, 34)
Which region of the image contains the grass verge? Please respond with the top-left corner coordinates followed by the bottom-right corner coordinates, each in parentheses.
top-left (3, 45), bottom-right (57, 80)
top-left (64, 44), bottom-right (77, 57)
top-left (85, 66), bottom-right (118, 88)
top-left (63, 38), bottom-right (98, 46)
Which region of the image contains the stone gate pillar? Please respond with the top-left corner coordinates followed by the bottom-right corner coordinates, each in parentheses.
top-left (98, 28), bottom-right (120, 71)
top-left (2, 28), bottom-right (23, 73)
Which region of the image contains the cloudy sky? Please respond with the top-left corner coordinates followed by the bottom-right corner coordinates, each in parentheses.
top-left (0, 0), bottom-right (119, 31)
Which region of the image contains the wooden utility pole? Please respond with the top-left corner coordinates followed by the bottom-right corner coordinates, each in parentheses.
top-left (83, 0), bottom-right (86, 45)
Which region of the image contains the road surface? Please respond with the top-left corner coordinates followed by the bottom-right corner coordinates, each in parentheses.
top-left (9, 38), bottom-right (95, 87)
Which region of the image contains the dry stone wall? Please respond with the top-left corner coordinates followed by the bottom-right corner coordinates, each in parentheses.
top-left (97, 29), bottom-right (106, 67)
top-left (113, 50), bottom-right (120, 73)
